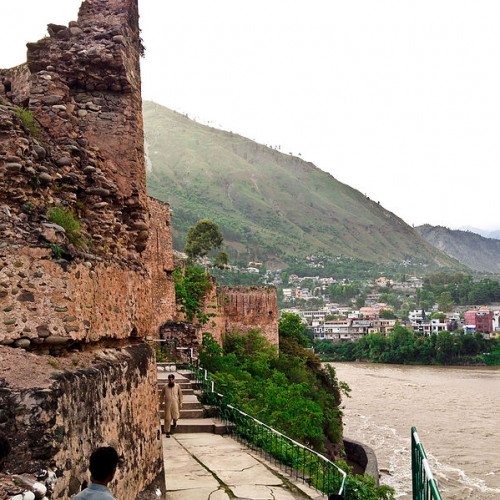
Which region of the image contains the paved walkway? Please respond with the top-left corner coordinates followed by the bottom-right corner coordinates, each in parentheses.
top-left (163, 433), bottom-right (323, 500)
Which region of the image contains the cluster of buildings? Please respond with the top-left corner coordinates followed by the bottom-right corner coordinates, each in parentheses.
top-left (281, 274), bottom-right (423, 304)
top-left (283, 305), bottom-right (500, 343)
top-left (313, 318), bottom-right (397, 342)
top-left (283, 303), bottom-right (397, 342)
top-left (409, 308), bottom-right (499, 337)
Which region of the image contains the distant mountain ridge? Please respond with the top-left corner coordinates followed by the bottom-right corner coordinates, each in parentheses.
top-left (416, 224), bottom-right (500, 274)
top-left (459, 226), bottom-right (500, 240)
top-left (143, 101), bottom-right (458, 269)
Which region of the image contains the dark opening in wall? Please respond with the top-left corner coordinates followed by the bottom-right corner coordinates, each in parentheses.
top-left (0, 432), bottom-right (11, 470)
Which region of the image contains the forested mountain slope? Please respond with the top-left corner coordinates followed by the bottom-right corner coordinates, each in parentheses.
top-left (144, 101), bottom-right (457, 269)
top-left (417, 225), bottom-right (500, 274)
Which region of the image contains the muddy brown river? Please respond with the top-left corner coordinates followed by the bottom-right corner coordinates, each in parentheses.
top-left (330, 362), bottom-right (500, 499)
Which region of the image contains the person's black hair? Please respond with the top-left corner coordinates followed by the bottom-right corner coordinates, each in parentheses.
top-left (89, 447), bottom-right (119, 481)
top-left (167, 374), bottom-right (175, 379)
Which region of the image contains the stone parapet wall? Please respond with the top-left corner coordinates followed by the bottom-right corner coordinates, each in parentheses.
top-left (0, 241), bottom-right (174, 348)
top-left (0, 197), bottom-right (173, 348)
top-left (218, 285), bottom-right (279, 345)
top-left (183, 284), bottom-right (279, 349)
top-left (0, 344), bottom-right (164, 499)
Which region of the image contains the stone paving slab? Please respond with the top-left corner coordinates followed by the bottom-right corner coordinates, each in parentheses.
top-left (163, 433), bottom-right (318, 499)
top-left (166, 487), bottom-right (230, 500)
top-left (163, 436), bottom-right (219, 492)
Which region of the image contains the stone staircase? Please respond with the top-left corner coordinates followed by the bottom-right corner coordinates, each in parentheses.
top-left (158, 367), bottom-right (227, 434)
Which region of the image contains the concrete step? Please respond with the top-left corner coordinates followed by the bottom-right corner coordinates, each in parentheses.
top-left (159, 394), bottom-right (202, 411)
top-left (158, 406), bottom-right (204, 419)
top-left (161, 418), bottom-right (228, 434)
top-left (180, 408), bottom-right (204, 419)
top-left (159, 401), bottom-right (203, 411)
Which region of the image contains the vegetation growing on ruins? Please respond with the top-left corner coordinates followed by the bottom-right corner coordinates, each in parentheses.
top-left (199, 314), bottom-right (395, 499)
top-left (173, 265), bottom-right (213, 323)
top-left (14, 107), bottom-right (40, 136)
top-left (47, 206), bottom-right (86, 248)
top-left (317, 324), bottom-right (499, 365)
top-left (185, 218), bottom-right (224, 260)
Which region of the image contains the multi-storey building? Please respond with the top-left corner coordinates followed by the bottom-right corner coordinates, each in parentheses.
top-left (464, 310), bottom-right (493, 334)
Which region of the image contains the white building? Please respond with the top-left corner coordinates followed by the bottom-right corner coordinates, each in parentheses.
top-left (299, 310), bottom-right (327, 326)
top-left (409, 310), bottom-right (432, 322)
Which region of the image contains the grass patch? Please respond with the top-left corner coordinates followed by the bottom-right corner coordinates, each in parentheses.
top-left (50, 243), bottom-right (65, 259)
top-left (14, 107), bottom-right (40, 136)
top-left (47, 206), bottom-right (86, 248)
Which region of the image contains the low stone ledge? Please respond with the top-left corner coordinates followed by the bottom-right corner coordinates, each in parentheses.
top-left (0, 343), bottom-right (165, 499)
top-left (343, 437), bottom-right (379, 484)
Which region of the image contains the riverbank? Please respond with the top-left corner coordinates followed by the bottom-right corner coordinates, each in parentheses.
top-left (316, 326), bottom-right (500, 366)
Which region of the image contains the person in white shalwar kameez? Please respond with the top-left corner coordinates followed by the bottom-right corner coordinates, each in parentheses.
top-left (163, 374), bottom-right (183, 437)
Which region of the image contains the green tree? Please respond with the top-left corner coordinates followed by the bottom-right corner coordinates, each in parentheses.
top-left (279, 313), bottom-right (310, 347)
top-left (431, 312), bottom-right (446, 321)
top-left (214, 251), bottom-right (229, 268)
top-left (356, 295), bottom-right (366, 308)
top-left (173, 266), bottom-right (213, 323)
top-left (438, 291), bottom-right (454, 312)
top-left (379, 309), bottom-right (397, 319)
top-left (185, 219), bottom-right (223, 259)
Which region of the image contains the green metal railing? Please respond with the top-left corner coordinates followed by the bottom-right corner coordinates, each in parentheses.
top-left (190, 364), bottom-right (347, 497)
top-left (411, 427), bottom-right (442, 499)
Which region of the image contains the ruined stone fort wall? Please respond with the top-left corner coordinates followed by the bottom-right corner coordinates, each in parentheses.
top-left (0, 0), bottom-right (149, 259)
top-left (0, 0), bottom-right (172, 497)
top-left (185, 284), bottom-right (279, 347)
top-left (218, 286), bottom-right (279, 345)
top-left (0, 344), bottom-right (164, 499)
top-left (0, 200), bottom-right (174, 348)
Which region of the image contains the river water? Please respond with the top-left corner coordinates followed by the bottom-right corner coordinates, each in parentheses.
top-left (330, 362), bottom-right (500, 499)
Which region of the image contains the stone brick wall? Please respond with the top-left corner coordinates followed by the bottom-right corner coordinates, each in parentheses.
top-left (0, 0), bottom-right (149, 259)
top-left (0, 1), bottom-right (173, 497)
top-left (219, 286), bottom-right (279, 345)
top-left (174, 283), bottom-right (279, 350)
top-left (0, 236), bottom-right (175, 349)
top-left (0, 344), bottom-right (164, 499)
top-left (0, 0), bottom-right (175, 347)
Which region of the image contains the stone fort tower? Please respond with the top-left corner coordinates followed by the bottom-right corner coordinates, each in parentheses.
top-left (0, 0), bottom-right (173, 497)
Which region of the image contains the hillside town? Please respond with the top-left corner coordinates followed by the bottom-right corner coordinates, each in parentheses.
top-left (213, 259), bottom-right (500, 344)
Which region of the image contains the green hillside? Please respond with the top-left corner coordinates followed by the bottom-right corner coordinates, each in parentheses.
top-left (144, 101), bottom-right (458, 269)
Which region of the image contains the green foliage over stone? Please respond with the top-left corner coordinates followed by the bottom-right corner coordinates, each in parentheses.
top-left (47, 206), bottom-right (86, 248)
top-left (173, 265), bottom-right (213, 323)
top-left (14, 107), bottom-right (40, 136)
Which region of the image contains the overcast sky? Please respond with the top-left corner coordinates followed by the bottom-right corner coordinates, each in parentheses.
top-left (2, 1), bottom-right (499, 231)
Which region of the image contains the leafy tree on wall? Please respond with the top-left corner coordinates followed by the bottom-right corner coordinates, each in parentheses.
top-left (185, 218), bottom-right (224, 260)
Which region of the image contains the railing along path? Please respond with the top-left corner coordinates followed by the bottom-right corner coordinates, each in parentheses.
top-left (190, 364), bottom-right (347, 498)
